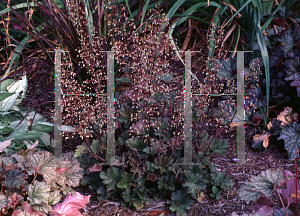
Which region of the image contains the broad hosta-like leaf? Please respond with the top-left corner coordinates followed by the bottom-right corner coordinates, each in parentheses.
top-left (0, 75), bottom-right (28, 111)
top-left (237, 168), bottom-right (285, 201)
top-left (278, 122), bottom-right (300, 160)
top-left (5, 130), bottom-right (44, 142)
top-left (167, 189), bottom-right (194, 216)
top-left (0, 92), bottom-right (15, 102)
top-left (0, 79), bottom-right (16, 92)
top-left (182, 172), bottom-right (206, 199)
top-left (100, 166), bottom-right (123, 191)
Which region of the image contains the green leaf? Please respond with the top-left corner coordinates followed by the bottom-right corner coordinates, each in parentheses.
top-left (182, 172), bottom-right (206, 199)
top-left (277, 122), bottom-right (300, 160)
top-left (237, 168), bottom-right (285, 201)
top-left (100, 166), bottom-right (123, 191)
top-left (210, 186), bottom-right (223, 199)
top-left (6, 130), bottom-right (43, 142)
top-left (96, 185), bottom-right (108, 201)
top-left (90, 139), bottom-right (100, 154)
top-left (154, 155), bottom-right (173, 175)
top-left (211, 171), bottom-right (234, 189)
top-left (167, 189), bottom-right (194, 216)
top-left (0, 92), bottom-right (15, 102)
top-left (156, 73), bottom-right (173, 82)
top-left (116, 77), bottom-right (131, 83)
top-left (158, 173), bottom-right (176, 191)
top-left (0, 79), bottom-right (16, 91)
top-left (211, 138), bottom-right (228, 156)
top-left (74, 143), bottom-right (88, 158)
top-left (132, 186), bottom-right (150, 209)
top-left (118, 104), bottom-right (131, 123)
top-left (125, 136), bottom-right (148, 152)
top-left (31, 121), bottom-right (54, 132)
top-left (117, 172), bottom-right (135, 190)
top-left (145, 161), bottom-right (156, 172)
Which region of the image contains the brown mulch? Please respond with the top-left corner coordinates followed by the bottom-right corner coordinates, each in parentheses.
top-left (15, 69), bottom-right (298, 216)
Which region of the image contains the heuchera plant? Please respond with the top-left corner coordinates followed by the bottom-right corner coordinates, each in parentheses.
top-left (0, 139), bottom-right (89, 216)
top-left (66, 6), bottom-right (235, 216)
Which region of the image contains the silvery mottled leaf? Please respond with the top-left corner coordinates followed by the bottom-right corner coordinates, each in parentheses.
top-left (278, 30), bottom-right (294, 57)
top-left (0, 194), bottom-right (8, 208)
top-left (237, 168), bottom-right (285, 201)
top-left (278, 122), bottom-right (300, 160)
top-left (2, 169), bottom-right (27, 189)
top-left (27, 181), bottom-right (50, 205)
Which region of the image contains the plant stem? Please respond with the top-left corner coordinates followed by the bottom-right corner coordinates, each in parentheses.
top-left (276, 188), bottom-right (288, 216)
top-left (83, 135), bottom-right (106, 162)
